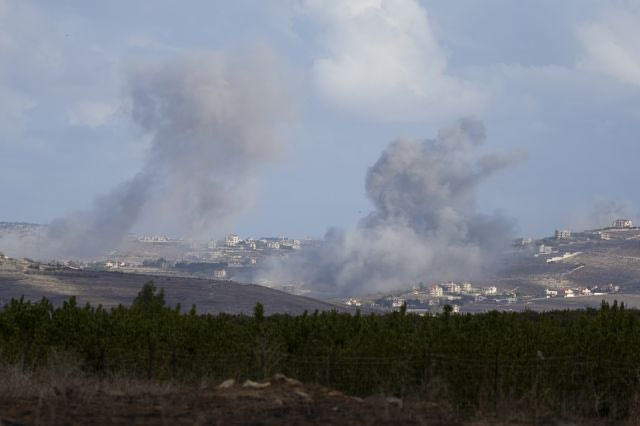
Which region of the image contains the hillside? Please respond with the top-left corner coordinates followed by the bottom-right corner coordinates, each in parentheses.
top-left (497, 228), bottom-right (640, 291)
top-left (461, 227), bottom-right (640, 311)
top-left (0, 257), bottom-right (351, 315)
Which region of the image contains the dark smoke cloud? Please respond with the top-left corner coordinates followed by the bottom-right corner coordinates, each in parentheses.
top-left (43, 47), bottom-right (293, 259)
top-left (261, 118), bottom-right (522, 296)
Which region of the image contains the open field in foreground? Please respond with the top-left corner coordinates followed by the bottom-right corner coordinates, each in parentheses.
top-left (0, 366), bottom-right (612, 426)
top-left (2, 282), bottom-right (640, 423)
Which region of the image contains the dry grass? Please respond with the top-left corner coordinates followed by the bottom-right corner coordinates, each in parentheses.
top-left (0, 351), bottom-right (178, 401)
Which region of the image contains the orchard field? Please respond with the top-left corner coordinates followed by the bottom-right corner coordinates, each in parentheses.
top-left (1, 281), bottom-right (640, 422)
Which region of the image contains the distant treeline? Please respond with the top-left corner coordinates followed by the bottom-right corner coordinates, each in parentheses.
top-left (140, 259), bottom-right (228, 273)
top-left (173, 261), bottom-right (227, 274)
top-left (1, 282), bottom-right (639, 420)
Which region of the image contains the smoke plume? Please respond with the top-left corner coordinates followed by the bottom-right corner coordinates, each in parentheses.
top-left (46, 48), bottom-right (293, 259)
top-left (262, 118), bottom-right (521, 296)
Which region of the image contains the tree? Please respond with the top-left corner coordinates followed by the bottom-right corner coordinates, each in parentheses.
top-left (132, 281), bottom-right (166, 313)
top-left (254, 302), bottom-right (265, 322)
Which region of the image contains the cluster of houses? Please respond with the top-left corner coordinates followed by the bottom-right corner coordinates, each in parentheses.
top-left (426, 282), bottom-right (495, 296)
top-left (514, 219), bottom-right (635, 253)
top-left (224, 234), bottom-right (301, 251)
top-left (135, 233), bottom-right (303, 252)
top-left (102, 232), bottom-right (309, 280)
top-left (104, 260), bottom-right (128, 269)
top-left (138, 235), bottom-right (171, 243)
top-left (359, 281), bottom-right (510, 313)
top-left (545, 283), bottom-right (620, 298)
top-left (554, 219), bottom-right (634, 240)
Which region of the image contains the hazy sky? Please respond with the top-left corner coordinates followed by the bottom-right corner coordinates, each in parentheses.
top-left (1, 0), bottom-right (640, 239)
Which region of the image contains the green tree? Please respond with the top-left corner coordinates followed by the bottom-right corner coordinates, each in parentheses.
top-left (132, 280), bottom-right (165, 313)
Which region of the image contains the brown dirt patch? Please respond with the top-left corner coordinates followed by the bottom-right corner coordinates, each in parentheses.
top-left (0, 375), bottom-right (451, 425)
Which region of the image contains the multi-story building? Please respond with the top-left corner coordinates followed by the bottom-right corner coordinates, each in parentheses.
top-left (444, 282), bottom-right (461, 293)
top-left (613, 219), bottom-right (633, 229)
top-left (483, 286), bottom-right (498, 295)
top-left (225, 234), bottom-right (240, 247)
top-left (430, 285), bottom-right (443, 297)
top-left (513, 237), bottom-right (532, 246)
top-left (538, 244), bottom-right (553, 254)
top-left (266, 240), bottom-right (280, 249)
top-left (555, 229), bottom-right (571, 239)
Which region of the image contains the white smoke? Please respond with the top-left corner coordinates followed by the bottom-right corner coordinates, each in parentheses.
top-left (45, 47), bottom-right (294, 259)
top-left (262, 118), bottom-right (522, 296)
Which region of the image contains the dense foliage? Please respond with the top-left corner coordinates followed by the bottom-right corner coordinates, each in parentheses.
top-left (1, 281), bottom-right (639, 420)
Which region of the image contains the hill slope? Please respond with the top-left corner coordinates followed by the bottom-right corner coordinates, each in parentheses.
top-left (0, 257), bottom-right (350, 315)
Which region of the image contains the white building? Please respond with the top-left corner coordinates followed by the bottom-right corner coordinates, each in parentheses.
top-left (462, 282), bottom-right (473, 292)
top-left (555, 229), bottom-right (571, 239)
top-left (545, 289), bottom-right (558, 298)
top-left (213, 269), bottom-right (227, 279)
top-left (266, 241), bottom-right (280, 249)
top-left (483, 286), bottom-right (498, 295)
top-left (444, 282), bottom-right (461, 293)
top-left (613, 219), bottom-right (633, 229)
top-left (226, 234), bottom-right (240, 247)
top-left (391, 297), bottom-right (405, 308)
top-left (538, 244), bottom-right (553, 254)
top-left (513, 237), bottom-right (532, 246)
top-left (430, 285), bottom-right (443, 297)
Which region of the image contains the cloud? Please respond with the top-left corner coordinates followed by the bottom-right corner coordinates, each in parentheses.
top-left (67, 101), bottom-right (119, 128)
top-left (302, 0), bottom-right (485, 120)
top-left (0, 85), bottom-right (36, 139)
top-left (0, 0), bottom-right (118, 141)
top-left (577, 6), bottom-right (640, 87)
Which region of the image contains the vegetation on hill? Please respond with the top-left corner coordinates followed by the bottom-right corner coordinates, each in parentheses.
top-left (1, 281), bottom-right (639, 420)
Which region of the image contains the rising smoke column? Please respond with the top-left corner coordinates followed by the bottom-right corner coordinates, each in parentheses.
top-left (47, 48), bottom-right (293, 259)
top-left (265, 118), bottom-right (521, 295)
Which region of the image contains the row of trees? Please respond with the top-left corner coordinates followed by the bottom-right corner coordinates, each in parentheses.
top-left (1, 281), bottom-right (639, 419)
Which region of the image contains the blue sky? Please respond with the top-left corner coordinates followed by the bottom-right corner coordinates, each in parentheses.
top-left (1, 0), bottom-right (640, 239)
